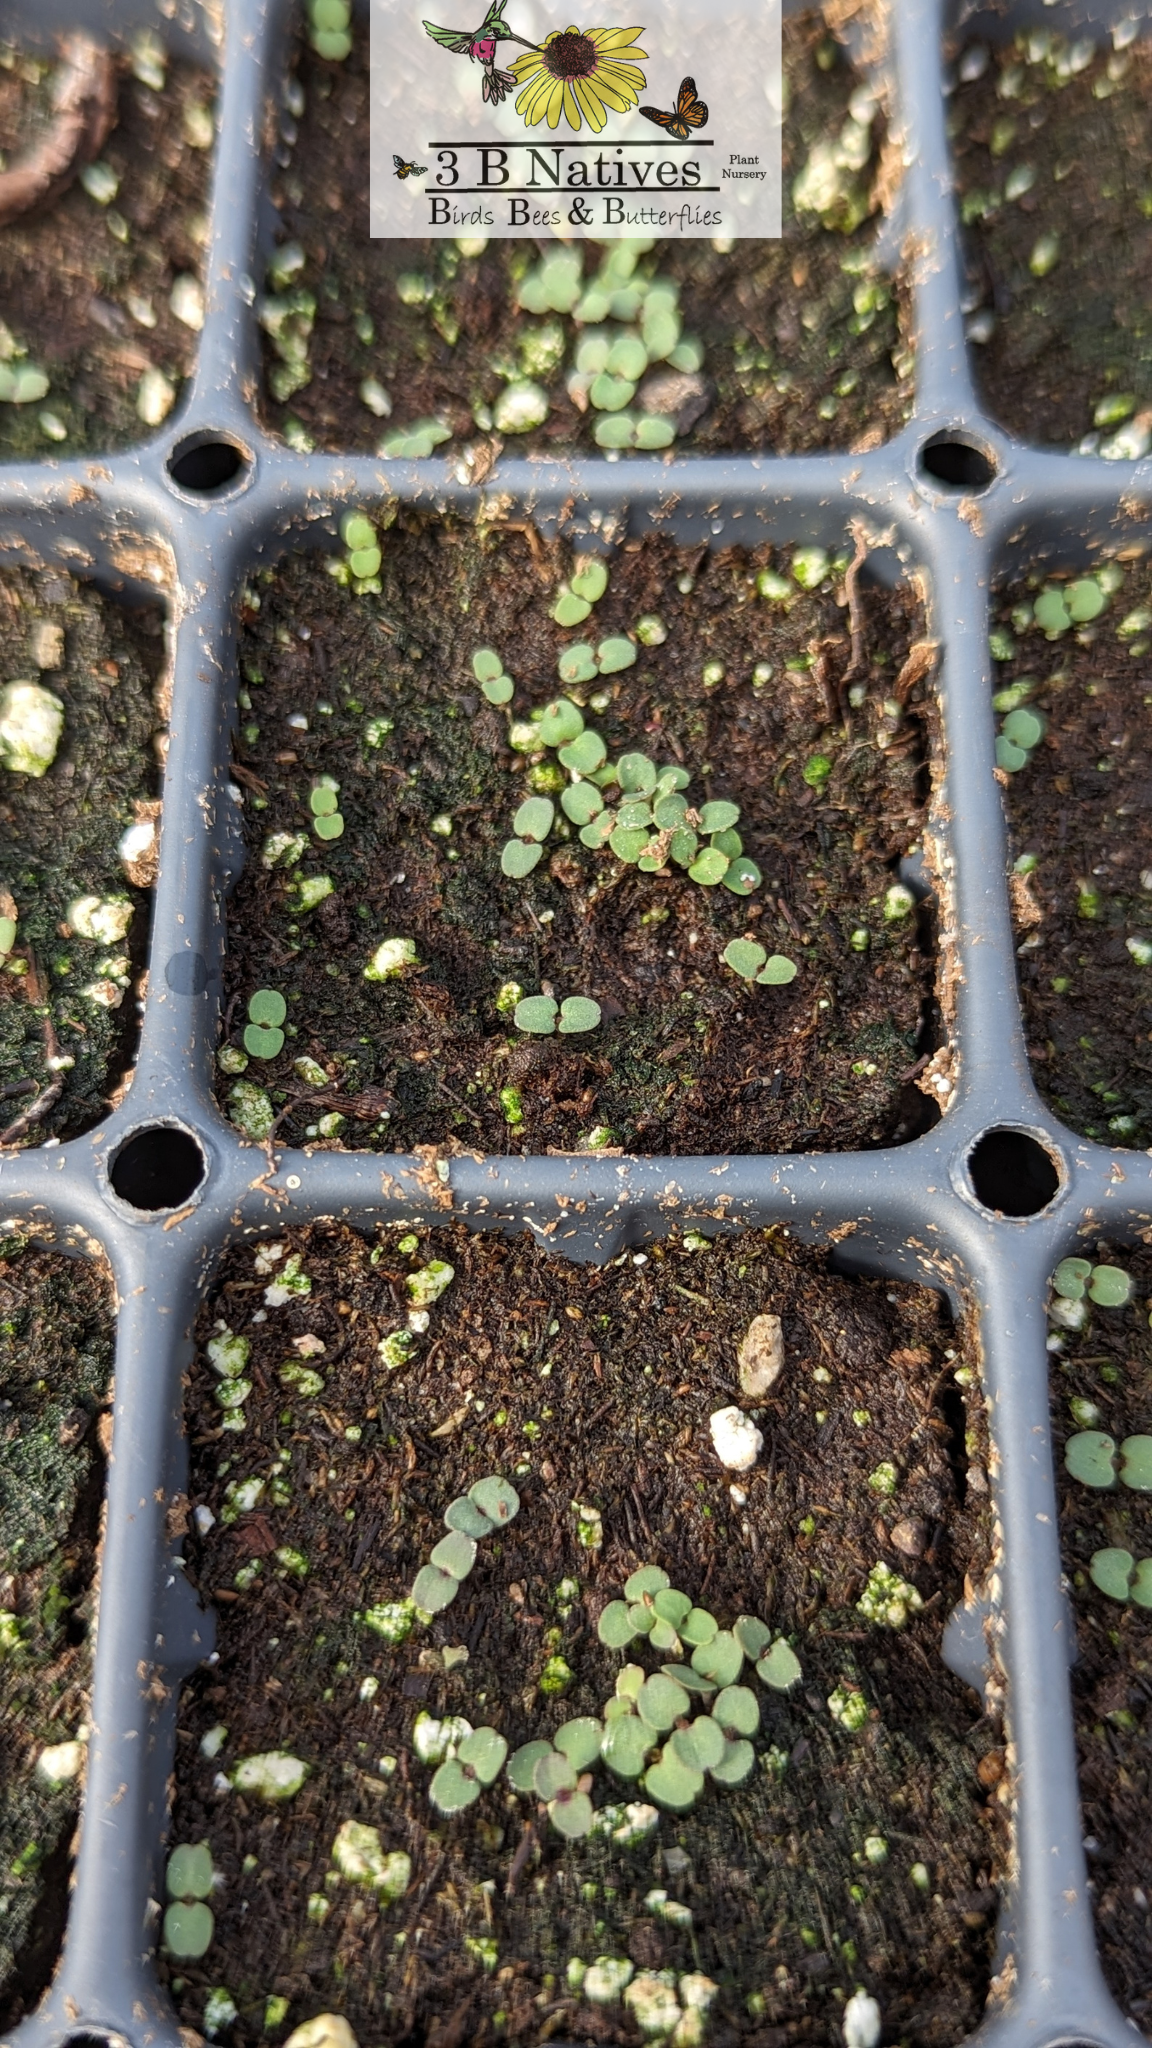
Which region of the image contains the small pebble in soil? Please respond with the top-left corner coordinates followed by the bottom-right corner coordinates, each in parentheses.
top-left (709, 1405), bottom-right (764, 1471)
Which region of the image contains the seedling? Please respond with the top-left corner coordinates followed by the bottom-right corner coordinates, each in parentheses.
top-left (722, 939), bottom-right (798, 986)
top-left (309, 777), bottom-right (344, 841)
top-left (472, 647), bottom-right (514, 706)
top-left (995, 701), bottom-right (1047, 776)
top-left (513, 993), bottom-right (602, 1035)
top-left (411, 1476), bottom-right (519, 1613)
top-left (430, 1728), bottom-right (508, 1813)
top-left (243, 988), bottom-right (286, 1059)
top-left (163, 1842), bottom-right (215, 1959)
top-left (1089, 1548), bottom-right (1152, 1606)
top-left (499, 696), bottom-right (761, 896)
top-left (307, 0), bottom-right (352, 61)
top-left (337, 510), bottom-right (381, 592)
top-left (1065, 1431), bottom-right (1152, 1492)
top-left (1052, 1257), bottom-right (1132, 1308)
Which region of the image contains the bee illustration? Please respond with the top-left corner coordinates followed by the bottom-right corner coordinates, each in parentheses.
top-left (393, 153), bottom-right (429, 179)
top-left (639, 75), bottom-right (707, 140)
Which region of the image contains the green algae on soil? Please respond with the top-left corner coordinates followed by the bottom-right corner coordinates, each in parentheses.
top-left (261, 13), bottom-right (912, 457)
top-left (169, 1221), bottom-right (999, 2047)
top-left (996, 553), bottom-right (1152, 1148)
top-left (0, 567), bottom-right (166, 1143)
top-left (952, 27), bottom-right (1152, 450)
top-left (218, 522), bottom-right (938, 1157)
top-left (0, 44), bottom-right (214, 458)
top-left (0, 1244), bottom-right (114, 2027)
top-left (1049, 1242), bottom-right (1152, 2029)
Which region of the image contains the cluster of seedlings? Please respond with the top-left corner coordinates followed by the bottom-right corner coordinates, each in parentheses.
top-left (416, 1560), bottom-right (803, 1838)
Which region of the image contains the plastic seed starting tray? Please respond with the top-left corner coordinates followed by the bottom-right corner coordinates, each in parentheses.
top-left (2, 0), bottom-right (1152, 2042)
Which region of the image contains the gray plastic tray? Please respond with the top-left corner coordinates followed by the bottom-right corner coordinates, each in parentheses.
top-left (1, 0), bottom-right (1151, 2041)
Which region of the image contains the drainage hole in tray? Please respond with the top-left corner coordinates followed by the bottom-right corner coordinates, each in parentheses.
top-left (918, 433), bottom-right (997, 491)
top-left (966, 1126), bottom-right (1060, 1217)
top-left (109, 1126), bottom-right (206, 1211)
top-left (166, 434), bottom-right (249, 495)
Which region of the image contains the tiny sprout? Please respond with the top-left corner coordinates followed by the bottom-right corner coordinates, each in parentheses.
top-left (701, 660), bottom-right (725, 688)
top-left (868, 1461), bottom-right (899, 1497)
top-left (1029, 231), bottom-right (1059, 277)
top-left (539, 1654), bottom-right (575, 1696)
top-left (499, 1085), bottom-right (523, 1126)
top-left (827, 1684), bottom-right (869, 1731)
top-left (574, 1502), bottom-right (604, 1549)
top-left (883, 884), bottom-right (915, 922)
top-left (722, 939), bottom-right (798, 986)
top-left (365, 936), bottom-right (418, 981)
top-left (361, 1600), bottom-right (415, 1644)
top-left (635, 615), bottom-right (667, 646)
top-left (791, 547), bottom-right (829, 589)
top-left (378, 1328), bottom-right (416, 1370)
top-left (243, 986), bottom-right (286, 1060)
top-left (802, 753), bottom-right (831, 788)
top-left (856, 1561), bottom-right (923, 1629)
top-left (513, 993), bottom-right (601, 1036)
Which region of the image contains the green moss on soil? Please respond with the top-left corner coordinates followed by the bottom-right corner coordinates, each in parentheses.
top-left (170, 1222), bottom-right (998, 2047)
top-left (0, 1244), bottom-right (113, 2027)
top-left (0, 45), bottom-right (213, 458)
top-left (263, 13), bottom-right (912, 456)
top-left (218, 521), bottom-right (938, 1155)
top-left (953, 28), bottom-right (1152, 448)
top-left (1049, 1242), bottom-right (1152, 2027)
top-left (0, 567), bottom-right (165, 1142)
top-left (997, 554), bottom-right (1152, 1145)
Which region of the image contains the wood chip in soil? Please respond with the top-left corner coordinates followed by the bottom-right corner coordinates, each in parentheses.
top-left (1049, 1241), bottom-right (1152, 2030)
top-left (169, 1222), bottom-right (1002, 2048)
top-left (260, 13), bottom-right (912, 457)
top-left (218, 523), bottom-right (939, 1157)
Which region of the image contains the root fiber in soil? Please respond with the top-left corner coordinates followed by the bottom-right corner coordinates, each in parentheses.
top-left (217, 523), bottom-right (938, 1157)
top-left (170, 1222), bottom-right (1000, 2047)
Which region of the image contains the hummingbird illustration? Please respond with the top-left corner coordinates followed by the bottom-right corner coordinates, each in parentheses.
top-left (423, 2), bottom-right (537, 105)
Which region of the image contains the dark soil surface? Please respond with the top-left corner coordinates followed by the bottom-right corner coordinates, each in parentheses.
top-left (262, 15), bottom-right (913, 457)
top-left (170, 1222), bottom-right (1000, 2047)
top-left (217, 522), bottom-right (938, 1157)
top-left (996, 555), bottom-right (1152, 1145)
top-left (952, 28), bottom-right (1152, 449)
top-left (0, 566), bottom-right (166, 1143)
top-left (0, 1242), bottom-right (113, 2026)
top-left (1049, 1242), bottom-right (1152, 2029)
top-left (0, 43), bottom-right (213, 458)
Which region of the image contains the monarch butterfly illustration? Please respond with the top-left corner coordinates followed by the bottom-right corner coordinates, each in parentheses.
top-left (393, 153), bottom-right (429, 179)
top-left (639, 75), bottom-right (708, 140)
